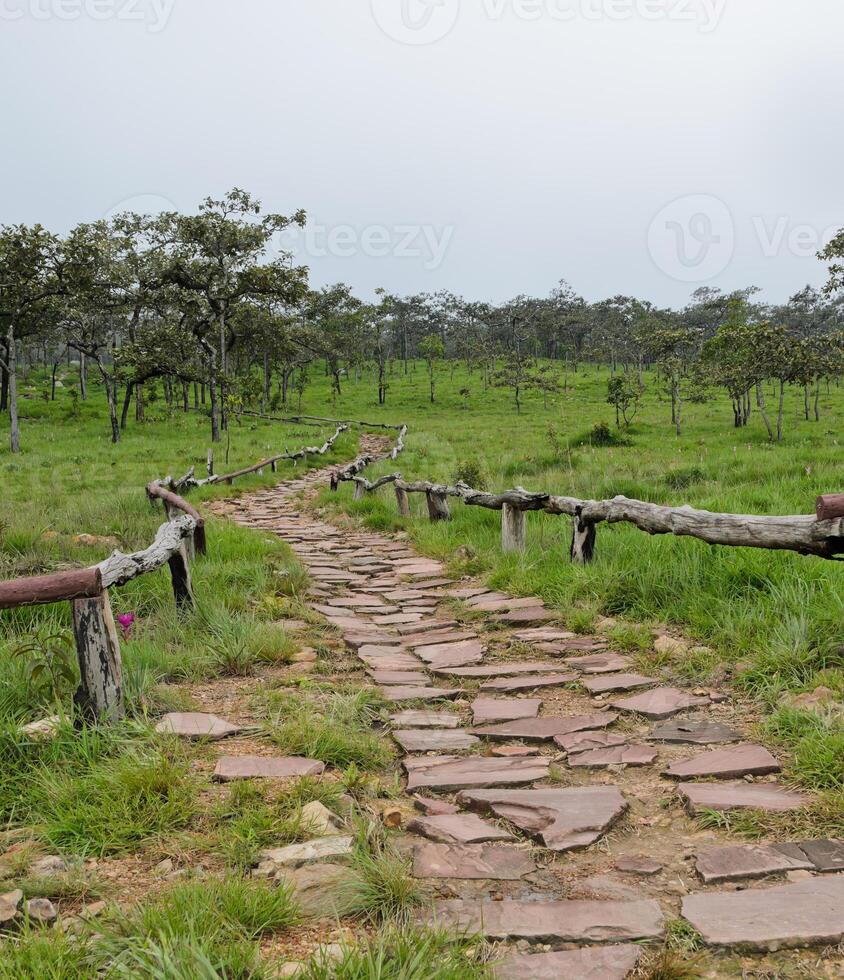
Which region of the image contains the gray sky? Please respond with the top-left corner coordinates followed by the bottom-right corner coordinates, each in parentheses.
top-left (2, 0), bottom-right (842, 308)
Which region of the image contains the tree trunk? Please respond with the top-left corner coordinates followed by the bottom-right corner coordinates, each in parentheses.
top-left (814, 378), bottom-right (821, 421)
top-left (501, 503), bottom-right (526, 553)
top-left (262, 349), bottom-right (270, 412)
top-left (425, 490), bottom-right (451, 521)
top-left (776, 379), bottom-right (785, 442)
top-left (71, 591), bottom-right (125, 724)
top-left (79, 352), bottom-right (87, 400)
top-left (755, 383), bottom-right (774, 440)
top-left (120, 380), bottom-right (135, 430)
top-left (0, 354), bottom-right (8, 412)
top-left (6, 328), bottom-right (21, 454)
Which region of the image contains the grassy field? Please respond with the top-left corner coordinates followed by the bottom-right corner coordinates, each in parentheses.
top-left (1, 361), bottom-right (843, 974)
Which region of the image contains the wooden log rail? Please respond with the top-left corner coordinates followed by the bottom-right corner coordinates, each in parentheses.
top-left (331, 424), bottom-right (408, 490)
top-left (345, 474), bottom-right (844, 564)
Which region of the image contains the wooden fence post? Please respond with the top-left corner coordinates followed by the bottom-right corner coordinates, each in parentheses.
top-left (395, 486), bottom-right (411, 517)
top-left (426, 490), bottom-right (451, 522)
top-left (353, 481), bottom-right (366, 501)
top-left (501, 502), bottom-right (526, 553)
top-left (168, 542), bottom-right (194, 609)
top-left (71, 591), bottom-right (125, 723)
top-left (207, 448), bottom-right (214, 477)
top-left (570, 510), bottom-right (597, 564)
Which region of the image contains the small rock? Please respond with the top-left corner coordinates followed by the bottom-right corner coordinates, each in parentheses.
top-left (789, 686), bottom-right (838, 714)
top-left (26, 897), bottom-right (57, 923)
top-left (300, 801), bottom-right (345, 836)
top-left (595, 617), bottom-right (617, 633)
top-left (0, 889), bottom-right (23, 924)
top-left (154, 858), bottom-right (174, 875)
top-left (291, 648), bottom-right (318, 664)
top-left (786, 869), bottom-right (814, 882)
top-left (414, 796), bottom-right (458, 816)
top-left (30, 855), bottom-right (67, 876)
top-left (653, 634), bottom-right (687, 656)
top-left (615, 856), bottom-right (663, 876)
top-left (80, 901), bottom-right (107, 920)
top-left (20, 716), bottom-right (62, 740)
top-left (260, 836), bottom-right (354, 869)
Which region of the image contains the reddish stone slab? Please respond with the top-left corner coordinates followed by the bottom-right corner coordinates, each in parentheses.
top-left (413, 843), bottom-right (534, 879)
top-left (415, 640), bottom-right (486, 666)
top-left (458, 786), bottom-right (628, 852)
top-left (496, 945), bottom-right (642, 980)
top-left (360, 653), bottom-right (423, 671)
top-left (408, 813), bottom-right (515, 844)
top-left (472, 698), bottom-right (542, 725)
top-left (404, 754), bottom-right (550, 792)
top-left (480, 674), bottom-right (578, 693)
top-left (396, 620), bottom-right (459, 635)
top-left (413, 796), bottom-right (458, 816)
top-left (403, 630), bottom-right (478, 649)
top-left (491, 745), bottom-right (540, 757)
top-left (156, 712), bottom-right (243, 740)
top-left (380, 687), bottom-right (462, 703)
top-left (679, 781), bottom-right (811, 815)
top-left (344, 633), bottom-right (401, 650)
top-left (583, 673), bottom-right (656, 694)
top-left (390, 710), bottom-right (462, 729)
top-left (213, 755), bottom-right (325, 781)
top-left (615, 856), bottom-right (663, 876)
top-left (469, 596), bottom-right (547, 613)
top-left (368, 671), bottom-right (430, 686)
top-left (568, 744), bottom-right (658, 768)
top-left (495, 608), bottom-right (558, 625)
top-left (449, 587), bottom-right (491, 599)
top-left (393, 729), bottom-right (479, 752)
top-left (473, 713), bottom-right (618, 743)
top-left (648, 718), bottom-right (741, 744)
top-left (797, 839), bottom-right (844, 872)
top-left (555, 730), bottom-right (628, 753)
top-left (510, 628), bottom-right (577, 643)
top-left (568, 653), bottom-right (633, 674)
top-left (428, 897), bottom-right (663, 943)
top-left (681, 876), bottom-right (844, 950)
top-left (372, 613), bottom-right (424, 625)
top-left (695, 844), bottom-right (814, 884)
top-left (434, 662), bottom-right (568, 679)
top-left (664, 744), bottom-right (781, 780)
top-left (609, 687), bottom-right (711, 719)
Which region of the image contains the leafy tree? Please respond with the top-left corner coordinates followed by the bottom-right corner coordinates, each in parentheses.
top-left (417, 334), bottom-right (444, 403)
top-left (606, 374), bottom-right (642, 427)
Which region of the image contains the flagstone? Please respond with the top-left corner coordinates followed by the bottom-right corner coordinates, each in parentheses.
top-left (393, 729), bottom-right (480, 752)
top-left (665, 744), bottom-right (781, 780)
top-left (360, 653), bottom-right (423, 671)
top-left (555, 729), bottom-right (629, 753)
top-left (610, 687), bottom-right (711, 719)
top-left (796, 838), bottom-right (844, 872)
top-left (434, 662), bottom-right (568, 679)
top-left (695, 844), bottom-right (814, 883)
top-left (458, 785), bottom-right (628, 852)
top-left (495, 608), bottom-right (558, 625)
top-left (415, 640), bottom-right (486, 664)
top-left (344, 633), bottom-right (402, 650)
top-left (407, 813), bottom-right (515, 844)
top-left (511, 628), bottom-right (577, 643)
top-left (213, 755), bottom-right (325, 782)
top-left (403, 630), bottom-right (477, 648)
top-left (371, 613), bottom-right (424, 625)
top-left (491, 745), bottom-right (540, 757)
top-left (681, 876), bottom-right (844, 949)
top-left (648, 718), bottom-right (742, 744)
top-left (568, 653), bottom-right (633, 674)
top-left (469, 596), bottom-right (548, 612)
top-left (583, 673), bottom-right (656, 694)
top-left (380, 687), bottom-right (463, 703)
top-left (368, 671), bottom-right (431, 686)
top-left (480, 674), bottom-right (578, 693)
top-left (357, 644), bottom-right (412, 659)
top-left (495, 945), bottom-right (642, 980)
top-left (615, 856), bottom-right (663, 876)
top-left (427, 896), bottom-right (663, 943)
top-left (156, 712), bottom-right (243, 740)
top-left (404, 754), bottom-right (550, 792)
top-left (390, 710), bottom-right (463, 729)
top-left (414, 796), bottom-right (459, 815)
top-left (472, 698), bottom-right (542, 724)
top-left (413, 842), bottom-right (534, 879)
top-left (568, 744), bottom-right (657, 768)
top-left (473, 712), bottom-right (617, 742)
top-left (679, 781), bottom-right (811, 815)
top-left (396, 619), bottom-right (459, 636)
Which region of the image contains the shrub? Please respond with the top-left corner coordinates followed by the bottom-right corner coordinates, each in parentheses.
top-left (452, 458), bottom-right (486, 490)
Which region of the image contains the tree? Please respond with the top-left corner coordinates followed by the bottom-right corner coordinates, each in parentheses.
top-left (607, 374), bottom-right (642, 427)
top-left (417, 334), bottom-right (444, 403)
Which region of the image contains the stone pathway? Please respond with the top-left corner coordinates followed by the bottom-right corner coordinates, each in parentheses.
top-left (205, 448), bottom-right (844, 976)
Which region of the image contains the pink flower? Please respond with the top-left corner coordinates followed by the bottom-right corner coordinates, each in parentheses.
top-left (116, 612), bottom-right (136, 638)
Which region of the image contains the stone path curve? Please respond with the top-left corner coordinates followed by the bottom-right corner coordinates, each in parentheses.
top-left (204, 446), bottom-right (844, 977)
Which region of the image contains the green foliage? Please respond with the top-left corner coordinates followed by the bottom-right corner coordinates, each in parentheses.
top-left (11, 628), bottom-right (77, 704)
top-left (606, 374), bottom-right (643, 426)
top-left (452, 458), bottom-right (486, 489)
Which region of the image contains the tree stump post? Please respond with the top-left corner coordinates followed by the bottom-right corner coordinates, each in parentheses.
top-left (270, 460), bottom-right (277, 473)
top-left (426, 490), bottom-right (451, 522)
top-left (353, 481), bottom-right (366, 501)
top-left (570, 510), bottom-right (597, 564)
top-left (168, 542), bottom-right (194, 609)
top-left (395, 486), bottom-right (411, 518)
top-left (206, 448), bottom-right (214, 477)
top-left (71, 591), bottom-right (125, 723)
top-left (501, 502), bottom-right (526, 553)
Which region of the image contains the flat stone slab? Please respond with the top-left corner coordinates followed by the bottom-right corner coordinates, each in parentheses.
top-left (615, 856), bottom-right (663, 876)
top-left (480, 674), bottom-right (578, 693)
top-left (679, 781), bottom-right (811, 814)
top-left (393, 729), bottom-right (480, 752)
top-left (396, 619), bottom-right (459, 636)
top-left (404, 754), bottom-right (550, 792)
top-left (473, 712), bottom-right (618, 742)
top-left (156, 712), bottom-right (244, 740)
top-left (568, 653), bottom-right (633, 674)
top-left (682, 876), bottom-right (844, 950)
top-left (469, 596), bottom-right (547, 613)
top-left (390, 710), bottom-right (462, 729)
top-left (415, 640), bottom-right (486, 667)
top-left (369, 671), bottom-right (431, 686)
top-left (555, 730), bottom-right (629, 753)
top-left (695, 844), bottom-right (814, 883)
top-left (797, 838), bottom-right (844, 872)
top-left (610, 687), bottom-right (711, 719)
top-left (496, 945), bottom-right (642, 980)
top-left (583, 673), bottom-right (656, 694)
top-left (413, 796), bottom-right (458, 815)
top-left (261, 836), bottom-right (354, 869)
top-left (648, 718), bottom-right (742, 744)
top-left (408, 813), bottom-right (515, 844)
top-left (213, 755), bottom-right (325, 781)
top-left (379, 687), bottom-right (462, 703)
top-left (403, 630), bottom-right (476, 648)
top-left (458, 786), bottom-right (628, 852)
top-left (568, 744), bottom-right (658, 768)
top-left (664, 744), bottom-right (781, 780)
top-left (510, 628), bottom-right (576, 643)
top-left (434, 662), bottom-right (568, 679)
top-left (360, 654), bottom-right (423, 671)
top-left (413, 843), bottom-right (534, 879)
top-left (428, 897), bottom-right (663, 943)
top-left (472, 698), bottom-right (542, 724)
top-left (495, 608), bottom-right (558, 625)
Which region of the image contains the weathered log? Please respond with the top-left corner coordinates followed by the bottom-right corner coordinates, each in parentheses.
top-left (570, 510), bottom-right (597, 564)
top-left (146, 483), bottom-right (206, 556)
top-left (817, 494), bottom-right (844, 522)
top-left (168, 542), bottom-right (194, 609)
top-left (395, 485), bottom-right (411, 518)
top-left (71, 591), bottom-right (124, 723)
top-left (501, 502), bottom-right (527, 553)
top-left (353, 481), bottom-right (366, 501)
top-left (97, 516), bottom-right (196, 588)
top-left (426, 489), bottom-right (451, 522)
top-left (0, 567), bottom-right (103, 610)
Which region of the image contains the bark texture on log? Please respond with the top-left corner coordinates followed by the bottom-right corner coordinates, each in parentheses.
top-left (426, 490), bottom-right (451, 522)
top-left (168, 543), bottom-right (194, 609)
top-left (146, 483), bottom-right (206, 555)
top-left (817, 494), bottom-right (844, 522)
top-left (570, 512), bottom-right (597, 564)
top-left (72, 591), bottom-right (124, 723)
top-left (501, 502), bottom-right (527, 553)
top-left (0, 567), bottom-right (102, 609)
top-left (395, 485), bottom-right (411, 517)
top-left (97, 516), bottom-right (197, 588)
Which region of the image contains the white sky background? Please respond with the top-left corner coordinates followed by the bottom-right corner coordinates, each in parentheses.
top-left (1, 0), bottom-right (842, 307)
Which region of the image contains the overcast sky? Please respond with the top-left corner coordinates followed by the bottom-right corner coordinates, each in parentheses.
top-left (1, 0), bottom-right (842, 308)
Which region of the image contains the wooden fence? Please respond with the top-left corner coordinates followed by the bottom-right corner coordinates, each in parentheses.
top-left (342, 472), bottom-right (844, 565)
